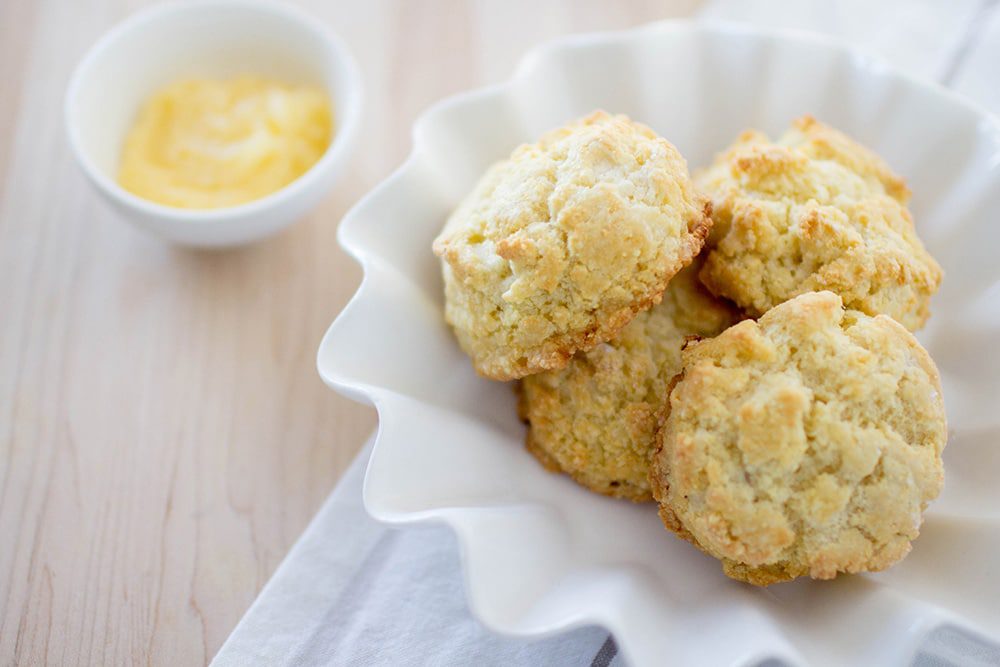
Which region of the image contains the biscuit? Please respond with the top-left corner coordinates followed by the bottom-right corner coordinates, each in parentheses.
top-left (697, 116), bottom-right (941, 331)
top-left (433, 111), bottom-right (712, 380)
top-left (650, 291), bottom-right (947, 585)
top-left (518, 262), bottom-right (739, 501)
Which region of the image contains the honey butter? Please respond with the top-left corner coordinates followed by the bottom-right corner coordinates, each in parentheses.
top-left (118, 77), bottom-right (333, 209)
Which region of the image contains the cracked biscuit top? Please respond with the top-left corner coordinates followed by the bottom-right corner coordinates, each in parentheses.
top-left (651, 291), bottom-right (947, 585)
top-left (433, 111), bottom-right (711, 380)
top-left (697, 116), bottom-right (942, 331)
top-left (518, 262), bottom-right (739, 501)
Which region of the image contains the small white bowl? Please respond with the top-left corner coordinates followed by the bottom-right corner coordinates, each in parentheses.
top-left (65, 0), bottom-right (362, 247)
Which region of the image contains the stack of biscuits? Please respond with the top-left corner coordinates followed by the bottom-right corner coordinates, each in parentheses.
top-left (432, 111), bottom-right (946, 585)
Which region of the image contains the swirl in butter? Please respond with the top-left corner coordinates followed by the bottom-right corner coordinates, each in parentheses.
top-left (118, 77), bottom-right (333, 209)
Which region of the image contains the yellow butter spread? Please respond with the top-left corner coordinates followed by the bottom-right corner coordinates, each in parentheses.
top-left (118, 77), bottom-right (333, 209)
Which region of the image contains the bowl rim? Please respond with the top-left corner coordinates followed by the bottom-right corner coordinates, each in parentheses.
top-left (315, 18), bottom-right (1000, 665)
top-left (63, 0), bottom-right (364, 224)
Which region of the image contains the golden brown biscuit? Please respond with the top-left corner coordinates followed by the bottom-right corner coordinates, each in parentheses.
top-left (697, 116), bottom-right (941, 331)
top-left (518, 263), bottom-right (739, 501)
top-left (650, 291), bottom-right (947, 585)
top-left (433, 111), bottom-right (711, 380)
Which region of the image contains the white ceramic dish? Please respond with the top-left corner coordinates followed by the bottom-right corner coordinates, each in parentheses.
top-left (318, 21), bottom-right (1000, 667)
top-left (65, 0), bottom-right (362, 247)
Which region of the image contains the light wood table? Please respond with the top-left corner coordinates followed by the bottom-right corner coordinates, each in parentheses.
top-left (0, 1), bottom-right (702, 664)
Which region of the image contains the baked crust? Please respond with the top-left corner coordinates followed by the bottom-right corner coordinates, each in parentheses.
top-left (697, 116), bottom-right (942, 331)
top-left (650, 291), bottom-right (947, 584)
top-left (518, 262), bottom-right (739, 501)
top-left (434, 111), bottom-right (712, 380)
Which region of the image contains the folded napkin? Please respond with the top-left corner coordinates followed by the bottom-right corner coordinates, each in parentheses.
top-left (213, 2), bottom-right (1000, 664)
top-left (212, 436), bottom-right (617, 666)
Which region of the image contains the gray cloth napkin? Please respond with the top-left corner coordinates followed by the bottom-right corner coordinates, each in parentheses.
top-left (213, 2), bottom-right (1000, 664)
top-left (212, 436), bottom-right (621, 666)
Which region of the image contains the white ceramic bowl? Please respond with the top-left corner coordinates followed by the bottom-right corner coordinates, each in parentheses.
top-left (65, 0), bottom-right (362, 247)
top-left (318, 21), bottom-right (1000, 667)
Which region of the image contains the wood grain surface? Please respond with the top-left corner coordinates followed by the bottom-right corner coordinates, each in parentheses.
top-left (0, 1), bottom-right (704, 664)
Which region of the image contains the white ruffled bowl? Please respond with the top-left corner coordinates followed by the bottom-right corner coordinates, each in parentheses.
top-left (318, 21), bottom-right (1000, 667)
